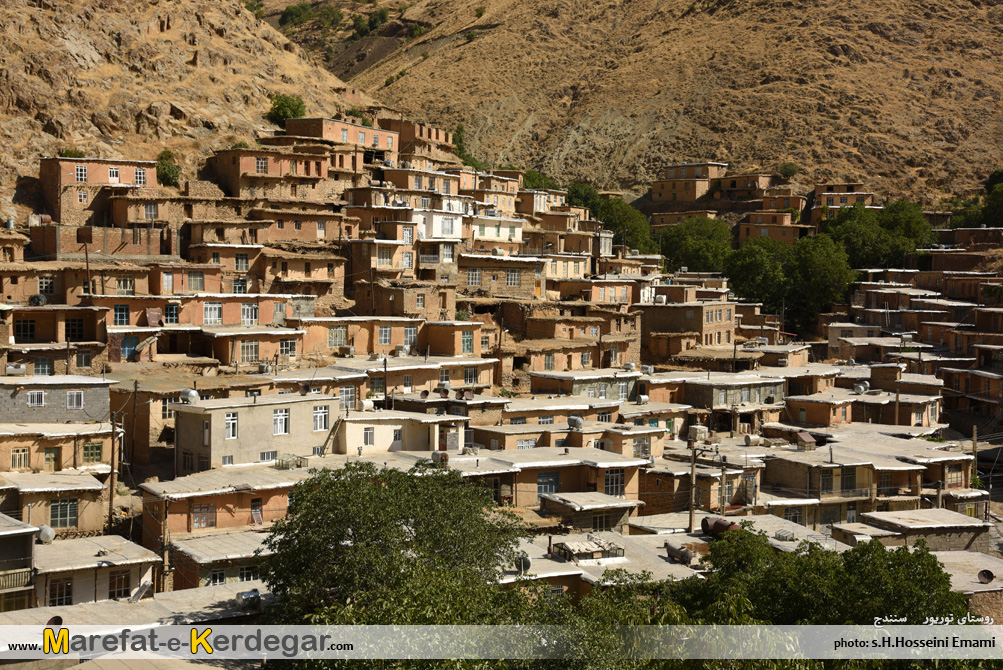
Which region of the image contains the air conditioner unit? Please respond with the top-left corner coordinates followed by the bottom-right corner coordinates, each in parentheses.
top-left (4, 364), bottom-right (26, 376)
top-left (338, 345), bottom-right (356, 357)
top-left (640, 365), bottom-right (655, 375)
top-left (654, 296), bottom-right (667, 305)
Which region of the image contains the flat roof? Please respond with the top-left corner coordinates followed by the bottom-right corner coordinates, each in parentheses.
top-left (0, 470), bottom-right (106, 492)
top-left (627, 511), bottom-right (852, 552)
top-left (0, 375), bottom-right (116, 386)
top-left (861, 508), bottom-right (991, 530)
top-left (140, 461), bottom-right (318, 499)
top-left (172, 394), bottom-right (338, 412)
top-left (0, 511), bottom-right (37, 537)
top-left (170, 530), bottom-right (272, 564)
top-left (933, 551), bottom-right (1003, 594)
top-left (539, 491), bottom-right (643, 511)
top-left (35, 536), bottom-right (159, 574)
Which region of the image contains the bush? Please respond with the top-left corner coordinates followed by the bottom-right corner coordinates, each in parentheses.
top-left (345, 107), bottom-right (372, 126)
top-left (279, 3), bottom-right (311, 26)
top-left (407, 23), bottom-right (428, 39)
top-left (464, 31), bottom-right (477, 43)
top-left (475, 5), bottom-right (485, 17)
top-left (368, 7), bottom-right (389, 31)
top-left (351, 14), bottom-right (369, 36)
top-left (243, 0), bottom-right (264, 19)
top-left (385, 76), bottom-right (396, 87)
top-left (58, 148), bottom-right (86, 158)
top-left (156, 149), bottom-right (177, 163)
top-left (316, 6), bottom-right (344, 26)
top-left (421, 50), bottom-right (429, 59)
top-left (455, 309), bottom-right (470, 321)
top-left (266, 94), bottom-right (306, 125)
top-left (778, 161), bottom-right (800, 180)
top-left (231, 141), bottom-right (251, 149)
top-left (156, 160), bottom-right (181, 188)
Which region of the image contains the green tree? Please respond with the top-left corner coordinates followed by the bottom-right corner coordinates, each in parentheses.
top-left (475, 5), bottom-right (486, 18)
top-left (985, 169), bottom-right (1003, 195)
top-left (351, 13), bottom-right (370, 37)
top-left (656, 217), bottom-right (732, 272)
top-left (368, 7), bottom-right (389, 30)
top-left (785, 234), bottom-right (855, 332)
top-left (279, 3), bottom-right (311, 26)
top-left (243, 0), bottom-right (264, 19)
top-left (567, 182), bottom-right (602, 219)
top-left (58, 147), bottom-right (86, 158)
top-left (778, 162), bottom-right (799, 180)
top-left (155, 160), bottom-right (180, 188)
top-left (725, 237), bottom-right (793, 313)
top-left (259, 461), bottom-right (540, 625)
top-left (523, 169), bottom-right (561, 190)
top-left (266, 94), bottom-right (306, 126)
top-left (597, 198), bottom-right (657, 254)
top-left (982, 183), bottom-right (1003, 228)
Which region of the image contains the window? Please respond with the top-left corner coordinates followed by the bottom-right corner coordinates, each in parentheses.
top-left (260, 450), bottom-right (277, 462)
top-left (222, 455), bottom-right (233, 466)
top-left (442, 245), bottom-right (454, 263)
top-left (914, 408), bottom-right (924, 426)
top-left (144, 203), bottom-right (158, 220)
top-left (329, 326), bottom-right (348, 347)
top-left (402, 226), bottom-right (414, 244)
top-left (187, 271), bottom-right (204, 291)
top-left (820, 469), bottom-right (833, 494)
top-left (135, 168), bottom-right (146, 185)
top-left (405, 326), bottom-right (418, 346)
top-left (203, 302), bottom-right (222, 325)
top-left (49, 578), bottom-right (73, 607)
top-left (841, 467), bottom-right (856, 492)
top-left (164, 304), bottom-right (179, 324)
top-left (11, 447), bottom-right (28, 469)
top-left (604, 468), bottom-right (625, 496)
top-left (108, 569), bottom-right (131, 599)
top-left (592, 513), bottom-right (611, 531)
top-left (364, 427), bottom-right (375, 446)
top-left (232, 278), bottom-right (247, 294)
top-left (598, 384), bottom-right (607, 399)
top-left (539, 415), bottom-right (555, 425)
top-left (207, 570), bottom-right (225, 586)
top-left (273, 409), bottom-right (290, 435)
top-left (379, 326), bottom-right (392, 345)
top-left (50, 498), bottom-right (78, 528)
top-left (387, 136), bottom-right (393, 148)
top-left (239, 566), bottom-right (258, 582)
top-left (27, 390), bottom-right (45, 407)
top-left (633, 437), bottom-right (651, 458)
top-left (14, 320), bottom-right (35, 341)
top-left (182, 451), bottom-right (194, 471)
top-left (313, 405), bottom-right (329, 431)
top-left (402, 251), bottom-right (413, 269)
top-left (280, 339), bottom-right (296, 356)
top-left (65, 318), bottom-right (84, 342)
top-left (224, 412), bottom-right (238, 440)
top-left (506, 270), bottom-right (520, 287)
top-left (946, 464), bottom-right (964, 488)
top-left (598, 411), bottom-right (612, 422)
top-left (75, 165), bottom-right (87, 182)
top-left (378, 247), bottom-right (392, 266)
top-left (358, 131), bottom-right (366, 144)
top-left (443, 217), bottom-right (454, 236)
top-left (66, 391), bottom-right (83, 410)
top-left (511, 417), bottom-right (527, 425)
top-left (461, 330), bottom-right (474, 353)
top-left (370, 377), bottom-right (385, 396)
top-left (38, 276), bottom-right (54, 294)
top-left (241, 303), bottom-right (258, 326)
top-left (341, 129), bottom-right (348, 142)
top-left (403, 375), bottom-right (413, 392)
top-left (618, 381), bottom-right (628, 400)
top-left (416, 294), bottom-right (425, 309)
top-left (784, 506), bottom-right (803, 525)
top-left (544, 353), bottom-right (555, 370)
top-left (294, 221), bottom-right (302, 231)
top-left (517, 438), bottom-right (537, 450)
top-left (467, 268), bottom-right (481, 286)
top-left (581, 351), bottom-right (591, 367)
top-left (464, 366), bottom-right (477, 385)
top-left (340, 385), bottom-right (356, 410)
top-left (235, 254), bottom-right (249, 272)
top-left (109, 166), bottom-right (119, 181)
top-left (255, 157), bottom-right (268, 174)
top-left (74, 441), bottom-right (101, 467)
top-left (113, 304), bottom-right (129, 326)
top-left (393, 428), bottom-right (402, 443)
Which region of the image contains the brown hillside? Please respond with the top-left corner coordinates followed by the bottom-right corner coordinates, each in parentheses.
top-left (0, 0), bottom-right (375, 220)
top-left (276, 0), bottom-right (1003, 201)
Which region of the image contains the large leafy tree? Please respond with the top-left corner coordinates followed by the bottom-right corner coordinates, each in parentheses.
top-left (822, 201), bottom-right (933, 268)
top-left (567, 182), bottom-right (602, 219)
top-left (259, 461), bottom-right (540, 625)
top-left (785, 234), bottom-right (856, 333)
top-left (597, 198), bottom-right (657, 254)
top-left (725, 237), bottom-right (793, 314)
top-left (656, 218), bottom-right (733, 272)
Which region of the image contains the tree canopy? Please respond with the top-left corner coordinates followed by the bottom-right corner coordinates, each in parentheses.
top-left (597, 198), bottom-right (657, 254)
top-left (522, 169), bottom-right (561, 190)
top-left (725, 237), bottom-right (793, 314)
top-left (784, 234), bottom-right (856, 332)
top-left (821, 201), bottom-right (933, 269)
top-left (266, 94), bottom-right (306, 126)
top-left (567, 182), bottom-right (602, 219)
top-left (655, 217), bottom-right (733, 272)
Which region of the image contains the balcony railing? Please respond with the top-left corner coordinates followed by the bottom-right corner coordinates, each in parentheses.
top-left (820, 487), bottom-right (872, 499)
top-left (0, 567), bottom-right (32, 591)
top-left (878, 486), bottom-right (917, 497)
top-left (419, 255), bottom-right (440, 264)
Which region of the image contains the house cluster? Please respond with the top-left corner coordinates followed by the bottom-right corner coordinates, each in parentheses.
top-left (649, 161), bottom-right (890, 247)
top-left (0, 119), bottom-right (999, 626)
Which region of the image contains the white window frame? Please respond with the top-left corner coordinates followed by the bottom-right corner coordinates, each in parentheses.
top-left (66, 391), bottom-right (83, 410)
top-left (27, 390), bottom-right (45, 407)
top-left (273, 409), bottom-right (290, 435)
top-left (225, 412), bottom-right (238, 440)
top-left (313, 405), bottom-right (330, 432)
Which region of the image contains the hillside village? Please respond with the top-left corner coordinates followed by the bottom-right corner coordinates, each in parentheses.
top-left (1, 101), bottom-right (1003, 630)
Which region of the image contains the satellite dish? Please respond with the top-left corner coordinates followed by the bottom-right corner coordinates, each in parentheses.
top-left (463, 390), bottom-right (474, 400)
top-left (181, 389), bottom-right (200, 404)
top-left (46, 616), bottom-right (63, 626)
top-left (419, 390), bottom-right (429, 399)
top-left (38, 525), bottom-right (56, 544)
top-left (455, 390), bottom-right (465, 400)
top-left (515, 554), bottom-right (532, 574)
top-left (410, 347), bottom-right (419, 356)
top-left (979, 569), bottom-right (995, 584)
top-left (299, 383), bottom-right (310, 396)
top-left (29, 293), bottom-right (47, 306)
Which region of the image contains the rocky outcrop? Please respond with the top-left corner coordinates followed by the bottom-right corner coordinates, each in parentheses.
top-left (0, 0), bottom-right (378, 220)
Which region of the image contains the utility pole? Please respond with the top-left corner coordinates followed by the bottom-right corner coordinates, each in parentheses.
top-left (720, 464), bottom-right (727, 513)
top-left (689, 439), bottom-right (697, 532)
top-left (107, 412), bottom-right (117, 534)
top-left (972, 425), bottom-right (979, 486)
top-left (84, 243), bottom-right (92, 296)
top-left (895, 388), bottom-right (900, 426)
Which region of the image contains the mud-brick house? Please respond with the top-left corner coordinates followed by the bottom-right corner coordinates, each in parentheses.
top-left (39, 157), bottom-right (159, 226)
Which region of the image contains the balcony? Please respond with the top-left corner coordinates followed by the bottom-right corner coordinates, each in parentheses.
top-left (0, 567), bottom-right (32, 592)
top-left (419, 255), bottom-right (440, 264)
top-left (819, 487), bottom-right (872, 500)
top-left (878, 486), bottom-right (918, 498)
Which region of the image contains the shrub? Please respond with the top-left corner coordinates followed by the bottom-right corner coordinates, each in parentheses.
top-left (421, 50), bottom-right (429, 59)
top-left (464, 31), bottom-right (477, 42)
top-left (58, 148), bottom-right (86, 158)
top-left (156, 160), bottom-right (181, 188)
top-left (351, 14), bottom-right (369, 36)
top-left (266, 94), bottom-right (306, 125)
top-left (407, 23), bottom-right (429, 39)
top-left (368, 7), bottom-right (389, 31)
top-left (279, 3), bottom-right (311, 26)
top-left (316, 6), bottom-right (344, 26)
top-left (156, 149), bottom-right (177, 163)
top-left (231, 141), bottom-right (251, 149)
top-left (455, 309), bottom-right (470, 321)
top-left (385, 76), bottom-right (396, 87)
top-left (778, 161), bottom-right (800, 180)
top-left (475, 5), bottom-right (486, 17)
top-left (398, 69), bottom-right (407, 78)
top-left (243, 0), bottom-right (265, 19)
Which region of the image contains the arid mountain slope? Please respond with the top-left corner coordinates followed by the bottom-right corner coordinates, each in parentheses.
top-left (278, 0), bottom-right (1003, 200)
top-left (0, 0), bottom-right (373, 219)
